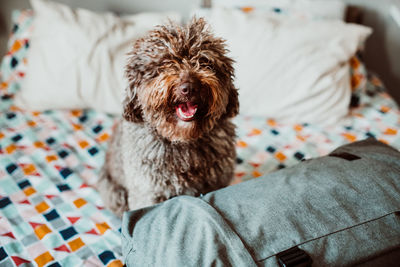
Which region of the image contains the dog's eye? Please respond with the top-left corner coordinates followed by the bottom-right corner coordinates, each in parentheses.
top-left (199, 56), bottom-right (210, 66)
top-left (198, 57), bottom-right (215, 72)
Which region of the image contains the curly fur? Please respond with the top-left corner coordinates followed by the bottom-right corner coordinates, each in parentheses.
top-left (97, 17), bottom-right (239, 217)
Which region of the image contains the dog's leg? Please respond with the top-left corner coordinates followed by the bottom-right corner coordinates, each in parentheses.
top-left (97, 167), bottom-right (128, 218)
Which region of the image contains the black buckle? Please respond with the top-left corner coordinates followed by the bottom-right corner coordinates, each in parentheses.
top-left (277, 246), bottom-right (312, 267)
top-left (329, 152), bottom-right (361, 161)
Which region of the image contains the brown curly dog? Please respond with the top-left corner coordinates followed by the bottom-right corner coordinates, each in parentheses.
top-left (97, 17), bottom-right (239, 217)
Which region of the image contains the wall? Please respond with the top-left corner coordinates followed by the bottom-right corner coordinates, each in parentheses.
top-left (0, 0), bottom-right (399, 104)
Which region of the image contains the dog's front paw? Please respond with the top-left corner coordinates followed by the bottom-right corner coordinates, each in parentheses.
top-left (107, 186), bottom-right (129, 218)
top-left (97, 173), bottom-right (129, 218)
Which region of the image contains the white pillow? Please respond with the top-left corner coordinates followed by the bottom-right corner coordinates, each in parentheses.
top-left (202, 8), bottom-right (372, 125)
top-left (15, 0), bottom-right (181, 114)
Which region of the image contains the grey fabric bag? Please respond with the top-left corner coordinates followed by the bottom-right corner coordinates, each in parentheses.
top-left (121, 139), bottom-right (400, 266)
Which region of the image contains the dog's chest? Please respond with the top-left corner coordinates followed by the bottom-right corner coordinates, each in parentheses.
top-left (121, 123), bottom-right (216, 173)
top-left (119, 120), bottom-right (236, 194)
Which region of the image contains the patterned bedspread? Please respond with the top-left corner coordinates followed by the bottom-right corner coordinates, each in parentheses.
top-left (1, 11), bottom-right (400, 267)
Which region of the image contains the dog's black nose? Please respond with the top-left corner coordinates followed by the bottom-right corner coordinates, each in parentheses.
top-left (179, 83), bottom-right (191, 95)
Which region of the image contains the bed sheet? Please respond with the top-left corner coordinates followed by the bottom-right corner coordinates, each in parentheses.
top-left (1, 10), bottom-right (400, 267)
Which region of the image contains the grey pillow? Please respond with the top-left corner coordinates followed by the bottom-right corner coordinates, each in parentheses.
top-left (121, 139), bottom-right (400, 266)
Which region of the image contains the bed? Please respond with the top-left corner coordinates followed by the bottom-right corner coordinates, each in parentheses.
top-left (0, 1), bottom-right (399, 266)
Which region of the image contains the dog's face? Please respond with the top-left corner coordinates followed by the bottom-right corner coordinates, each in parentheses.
top-left (124, 18), bottom-right (238, 142)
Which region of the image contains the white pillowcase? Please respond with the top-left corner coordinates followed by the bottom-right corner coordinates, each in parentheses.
top-left (202, 8), bottom-right (372, 125)
top-left (15, 0), bottom-right (180, 114)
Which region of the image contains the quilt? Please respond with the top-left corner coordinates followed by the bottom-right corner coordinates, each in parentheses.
top-left (0, 10), bottom-right (399, 267)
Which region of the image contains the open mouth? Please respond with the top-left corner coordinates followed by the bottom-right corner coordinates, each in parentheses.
top-left (176, 102), bottom-right (198, 121)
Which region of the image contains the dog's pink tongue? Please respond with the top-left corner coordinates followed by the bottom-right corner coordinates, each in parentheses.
top-left (176, 102), bottom-right (198, 120)
top-left (180, 102), bottom-right (197, 115)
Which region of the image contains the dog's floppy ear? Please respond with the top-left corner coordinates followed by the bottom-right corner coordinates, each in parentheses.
top-left (124, 40), bottom-right (147, 123)
top-left (225, 85), bottom-right (239, 118)
top-left (123, 85), bottom-right (143, 123)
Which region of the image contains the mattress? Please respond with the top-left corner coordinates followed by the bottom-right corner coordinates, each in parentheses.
top-left (1, 10), bottom-right (400, 267)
